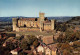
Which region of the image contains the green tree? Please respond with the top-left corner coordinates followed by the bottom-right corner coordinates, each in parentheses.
top-left (20, 39), bottom-right (28, 50)
top-left (63, 49), bottom-right (71, 55)
top-left (18, 51), bottom-right (27, 55)
top-left (33, 39), bottom-right (39, 47)
top-left (6, 42), bottom-right (15, 50)
top-left (25, 35), bottom-right (37, 45)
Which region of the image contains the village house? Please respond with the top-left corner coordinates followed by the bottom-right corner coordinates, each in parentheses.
top-left (37, 45), bottom-right (44, 53)
top-left (10, 47), bottom-right (21, 55)
top-left (36, 42), bottom-right (57, 55)
top-left (41, 35), bottom-right (54, 44)
top-left (44, 46), bottom-right (51, 55)
top-left (3, 42), bottom-right (6, 47)
top-left (30, 45), bottom-right (37, 55)
top-left (48, 44), bottom-right (57, 55)
top-left (10, 49), bottom-right (17, 55)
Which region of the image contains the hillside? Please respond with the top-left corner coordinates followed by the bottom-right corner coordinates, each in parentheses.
top-left (66, 16), bottom-right (80, 24)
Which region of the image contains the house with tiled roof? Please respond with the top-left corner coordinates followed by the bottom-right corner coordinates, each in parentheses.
top-left (10, 47), bottom-right (21, 55)
top-left (36, 40), bottom-right (57, 55)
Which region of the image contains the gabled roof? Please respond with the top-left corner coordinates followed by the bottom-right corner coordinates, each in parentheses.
top-left (11, 47), bottom-right (21, 52)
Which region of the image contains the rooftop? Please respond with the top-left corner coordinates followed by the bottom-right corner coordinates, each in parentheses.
top-left (20, 18), bottom-right (36, 21)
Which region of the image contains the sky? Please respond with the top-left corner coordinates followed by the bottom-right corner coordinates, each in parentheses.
top-left (0, 0), bottom-right (80, 17)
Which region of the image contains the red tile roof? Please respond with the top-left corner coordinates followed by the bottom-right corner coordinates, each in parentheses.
top-left (12, 47), bottom-right (21, 52)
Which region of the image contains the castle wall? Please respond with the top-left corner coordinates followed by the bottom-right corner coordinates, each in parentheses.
top-left (18, 20), bottom-right (40, 28)
top-left (51, 20), bottom-right (55, 30)
top-left (16, 27), bottom-right (19, 32)
top-left (44, 24), bottom-right (52, 31)
top-left (18, 27), bottom-right (40, 32)
top-left (27, 28), bottom-right (40, 31)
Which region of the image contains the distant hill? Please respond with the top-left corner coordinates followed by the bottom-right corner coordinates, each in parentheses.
top-left (48, 17), bottom-right (72, 22)
top-left (71, 16), bottom-right (80, 21)
top-left (66, 16), bottom-right (80, 23)
top-left (0, 16), bottom-right (73, 22)
top-left (0, 17), bottom-right (12, 22)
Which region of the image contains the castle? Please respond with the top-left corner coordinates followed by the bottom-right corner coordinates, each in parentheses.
top-left (12, 13), bottom-right (55, 32)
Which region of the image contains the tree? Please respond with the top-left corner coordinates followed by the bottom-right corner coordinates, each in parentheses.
top-left (18, 51), bottom-right (27, 55)
top-left (55, 22), bottom-right (68, 32)
top-left (5, 27), bottom-right (12, 32)
top-left (0, 47), bottom-right (11, 55)
top-left (25, 35), bottom-right (37, 45)
top-left (6, 42), bottom-right (15, 50)
top-left (63, 49), bottom-right (71, 55)
top-left (73, 41), bottom-right (80, 48)
top-left (19, 35), bottom-right (39, 50)
top-left (61, 43), bottom-right (71, 50)
top-left (20, 39), bottom-right (28, 50)
top-left (33, 39), bottom-right (39, 47)
top-left (57, 34), bottom-right (66, 43)
top-left (27, 52), bottom-right (33, 55)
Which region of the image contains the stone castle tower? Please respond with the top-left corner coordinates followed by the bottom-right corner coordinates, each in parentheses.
top-left (39, 13), bottom-right (45, 32)
top-left (39, 12), bottom-right (45, 21)
top-left (51, 20), bottom-right (55, 30)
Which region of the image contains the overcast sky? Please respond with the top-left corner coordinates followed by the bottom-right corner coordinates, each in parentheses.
top-left (0, 0), bottom-right (80, 17)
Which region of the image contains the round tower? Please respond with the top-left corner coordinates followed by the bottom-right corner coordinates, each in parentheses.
top-left (39, 12), bottom-right (45, 32)
top-left (51, 19), bottom-right (55, 30)
top-left (39, 12), bottom-right (45, 21)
